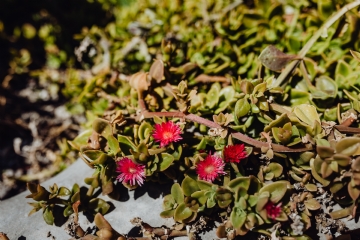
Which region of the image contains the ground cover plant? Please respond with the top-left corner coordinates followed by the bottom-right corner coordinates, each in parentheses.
top-left (3, 0), bottom-right (360, 239)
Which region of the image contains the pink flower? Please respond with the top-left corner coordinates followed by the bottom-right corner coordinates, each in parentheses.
top-left (116, 157), bottom-right (145, 186)
top-left (223, 144), bottom-right (247, 163)
top-left (196, 153), bottom-right (226, 182)
top-left (265, 201), bottom-right (282, 220)
top-left (152, 121), bottom-right (183, 147)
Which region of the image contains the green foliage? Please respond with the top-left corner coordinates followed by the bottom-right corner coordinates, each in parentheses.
top-left (18, 0), bottom-right (360, 239)
top-left (26, 182), bottom-right (110, 225)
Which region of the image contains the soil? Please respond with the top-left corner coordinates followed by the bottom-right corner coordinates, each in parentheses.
top-left (0, 0), bottom-right (112, 200)
top-left (0, 73), bottom-right (81, 199)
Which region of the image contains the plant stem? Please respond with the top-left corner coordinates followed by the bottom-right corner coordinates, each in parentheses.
top-left (142, 111), bottom-right (313, 152)
top-left (272, 0), bottom-right (360, 88)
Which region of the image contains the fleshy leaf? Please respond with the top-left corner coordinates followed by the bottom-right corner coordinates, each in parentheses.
top-left (259, 45), bottom-right (297, 71)
top-left (43, 207), bottom-right (54, 225)
top-left (228, 177), bottom-right (251, 192)
top-left (335, 137), bottom-right (360, 156)
top-left (171, 183), bottom-right (184, 204)
top-left (259, 181), bottom-right (288, 203)
top-left (182, 176), bottom-right (200, 197)
top-left (293, 104), bottom-right (320, 126)
top-left (93, 118), bottom-right (112, 138)
top-left (88, 198), bottom-right (110, 215)
top-left (68, 129), bottom-right (92, 150)
top-left (234, 98), bottom-right (251, 119)
top-left (230, 206), bottom-right (247, 229)
top-left (159, 153), bottom-right (174, 171)
top-left (174, 203), bottom-right (192, 222)
top-left (107, 135), bottom-right (120, 155)
top-left (304, 198), bottom-right (321, 210)
top-left (160, 209), bottom-right (175, 218)
top-left (149, 59), bottom-right (164, 83)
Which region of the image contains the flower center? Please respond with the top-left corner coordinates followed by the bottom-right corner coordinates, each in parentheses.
top-left (162, 131), bottom-right (173, 140)
top-left (129, 167), bottom-right (137, 174)
top-left (204, 165), bottom-right (214, 174)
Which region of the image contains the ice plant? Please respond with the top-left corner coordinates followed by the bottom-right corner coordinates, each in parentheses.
top-left (152, 121), bottom-right (183, 147)
top-left (223, 144), bottom-right (247, 163)
top-left (116, 157), bottom-right (146, 186)
top-left (264, 201), bottom-right (282, 220)
top-left (196, 152), bottom-right (226, 182)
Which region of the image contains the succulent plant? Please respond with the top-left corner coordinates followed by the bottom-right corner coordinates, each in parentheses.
top-left (16, 0), bottom-right (360, 239)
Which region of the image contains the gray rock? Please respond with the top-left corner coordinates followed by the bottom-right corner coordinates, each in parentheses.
top-left (0, 159), bottom-right (186, 239)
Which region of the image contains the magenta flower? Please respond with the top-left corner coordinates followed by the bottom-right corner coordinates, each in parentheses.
top-left (116, 157), bottom-right (145, 186)
top-left (152, 121), bottom-right (183, 147)
top-left (223, 144), bottom-right (247, 163)
top-left (196, 153), bottom-right (226, 182)
top-left (265, 201), bottom-right (282, 220)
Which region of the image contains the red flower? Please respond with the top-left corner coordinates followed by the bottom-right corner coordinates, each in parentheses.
top-left (196, 153), bottom-right (226, 182)
top-left (152, 121), bottom-right (183, 147)
top-left (116, 157), bottom-right (145, 186)
top-left (265, 201), bottom-right (282, 220)
top-left (223, 144), bottom-right (247, 163)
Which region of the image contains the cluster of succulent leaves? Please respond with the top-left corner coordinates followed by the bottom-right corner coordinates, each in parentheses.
top-left (22, 0), bottom-right (360, 239)
top-left (26, 182), bottom-right (110, 226)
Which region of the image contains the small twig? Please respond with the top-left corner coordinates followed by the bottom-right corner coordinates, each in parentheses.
top-left (299, 60), bottom-right (315, 88)
top-left (194, 74), bottom-right (230, 83)
top-left (142, 111), bottom-right (313, 152)
top-left (334, 125), bottom-right (360, 134)
top-left (272, 0), bottom-right (360, 88)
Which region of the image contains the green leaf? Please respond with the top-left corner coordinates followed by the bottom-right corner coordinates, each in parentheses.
top-left (63, 205), bottom-right (73, 217)
top-left (138, 122), bottom-right (153, 141)
top-left (305, 183), bottom-right (318, 192)
top-left (118, 135), bottom-right (137, 154)
top-left (81, 150), bottom-right (107, 166)
top-left (174, 203), bottom-right (192, 222)
top-left (228, 177), bottom-right (251, 192)
top-left (234, 98), bottom-right (251, 119)
top-left (259, 181), bottom-right (288, 203)
top-left (318, 0), bottom-right (335, 20)
top-left (182, 176), bottom-right (200, 196)
top-left (293, 104), bottom-right (320, 126)
top-left (160, 209), bottom-right (175, 218)
top-left (310, 158), bottom-right (330, 186)
top-left (162, 194), bottom-right (176, 210)
top-left (313, 76), bottom-right (337, 99)
top-left (348, 183), bottom-right (360, 201)
top-left (71, 191), bottom-right (80, 203)
top-left (275, 211), bottom-right (288, 221)
top-left (191, 190), bottom-right (208, 205)
top-left (171, 183), bottom-right (184, 204)
top-left (230, 206), bottom-right (247, 229)
top-left (43, 207), bottom-right (54, 225)
top-left (216, 86), bottom-right (236, 113)
top-left (335, 137), bottom-right (360, 156)
top-left (88, 198), bottom-right (110, 215)
top-left (159, 153), bottom-right (174, 171)
top-left (93, 118), bottom-right (112, 138)
top-left (58, 187), bottom-right (71, 197)
top-left (197, 180), bottom-right (213, 190)
top-left (304, 198), bottom-right (321, 211)
top-left (350, 50), bottom-right (360, 62)
top-left (335, 60), bottom-right (351, 79)
top-left (268, 163), bottom-right (283, 178)
top-left (206, 83), bottom-right (220, 109)
top-left (107, 135), bottom-right (121, 155)
top-left (68, 129), bottom-right (92, 150)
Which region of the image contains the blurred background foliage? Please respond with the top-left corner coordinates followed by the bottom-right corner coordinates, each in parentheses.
top-left (1, 0), bottom-right (360, 199)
